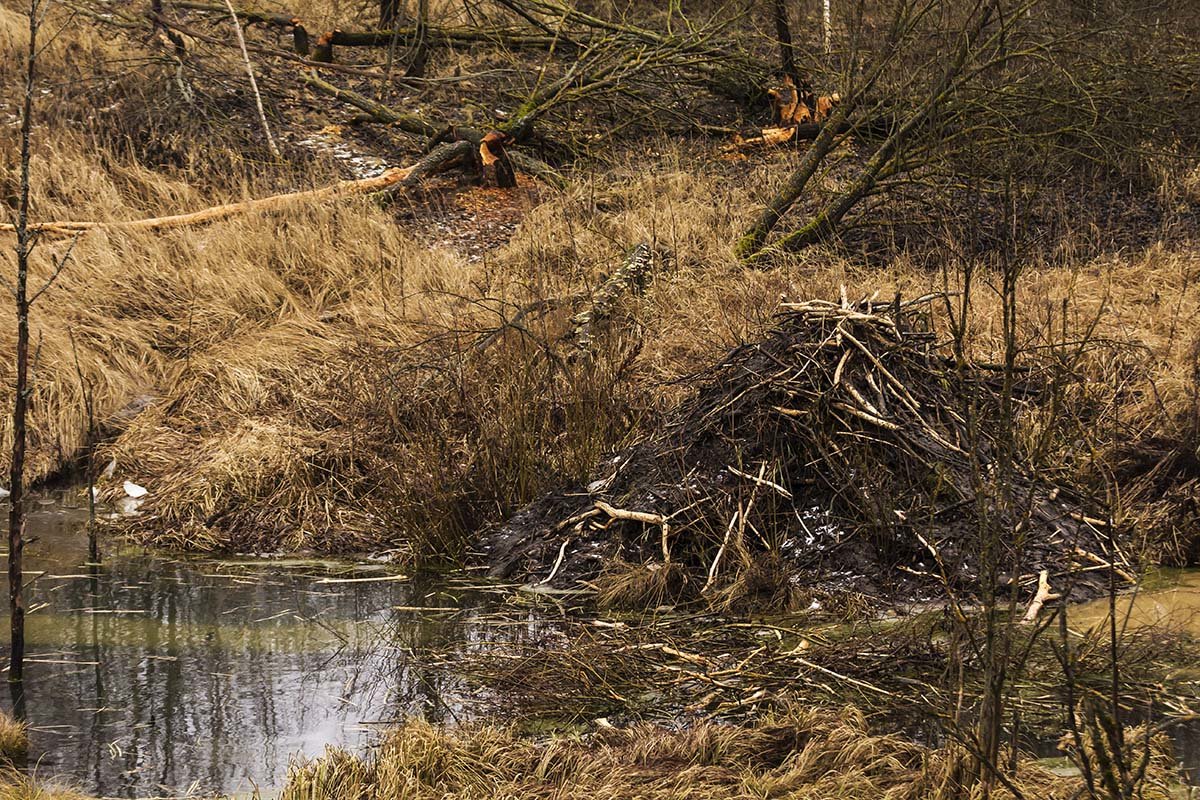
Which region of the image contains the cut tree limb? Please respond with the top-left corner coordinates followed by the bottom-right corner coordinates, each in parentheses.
top-left (0, 167), bottom-right (413, 238)
top-left (1022, 569), bottom-right (1059, 623)
top-left (0, 139), bottom-right (557, 239)
top-left (594, 500), bottom-right (672, 562)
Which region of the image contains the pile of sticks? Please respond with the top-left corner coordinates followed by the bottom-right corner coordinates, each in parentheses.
top-left (490, 291), bottom-right (1125, 605)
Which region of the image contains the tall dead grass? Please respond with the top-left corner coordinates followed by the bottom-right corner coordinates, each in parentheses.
top-left (0, 711), bottom-right (25, 765)
top-left (278, 703), bottom-right (1179, 800)
top-left (0, 772), bottom-right (86, 800)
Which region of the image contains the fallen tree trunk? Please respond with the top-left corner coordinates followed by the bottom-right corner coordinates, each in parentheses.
top-left (329, 26), bottom-right (559, 50)
top-left (149, 12), bottom-right (382, 76)
top-left (303, 74), bottom-right (567, 187)
top-left (0, 167), bottom-right (414, 237)
top-left (0, 139), bottom-right (560, 239)
top-left (170, 0), bottom-right (311, 53)
top-left (170, 0), bottom-right (567, 57)
top-left (301, 72), bottom-right (441, 139)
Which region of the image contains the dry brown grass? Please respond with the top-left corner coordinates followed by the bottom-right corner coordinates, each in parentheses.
top-left (3, 122), bottom-right (1198, 558)
top-left (0, 771), bottom-right (87, 800)
top-left (277, 703), bottom-right (1179, 800)
top-left (0, 711), bottom-right (26, 765)
top-left (1, 1), bottom-right (1197, 560)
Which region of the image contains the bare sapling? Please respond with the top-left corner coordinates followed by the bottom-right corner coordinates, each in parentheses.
top-left (6, 0), bottom-right (74, 692)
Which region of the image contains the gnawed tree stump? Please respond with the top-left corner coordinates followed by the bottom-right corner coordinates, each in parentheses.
top-left (477, 131), bottom-right (517, 188)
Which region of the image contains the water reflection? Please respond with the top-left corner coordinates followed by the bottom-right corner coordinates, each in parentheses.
top-left (0, 489), bottom-right (544, 798)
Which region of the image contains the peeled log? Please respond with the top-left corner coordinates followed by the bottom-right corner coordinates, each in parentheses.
top-left (0, 142), bottom-right (474, 239)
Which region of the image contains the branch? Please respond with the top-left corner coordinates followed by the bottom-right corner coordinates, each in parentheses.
top-left (220, 0), bottom-right (280, 158)
top-left (0, 167), bottom-right (418, 238)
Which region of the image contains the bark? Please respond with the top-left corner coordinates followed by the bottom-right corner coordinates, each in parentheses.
top-left (822, 0), bottom-right (832, 53)
top-left (8, 0), bottom-right (36, 689)
top-left (397, 140), bottom-right (474, 187)
top-left (770, 0), bottom-right (796, 80)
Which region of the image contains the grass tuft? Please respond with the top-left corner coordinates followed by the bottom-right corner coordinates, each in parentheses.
top-left (276, 703), bottom-right (1180, 799)
top-left (0, 712), bottom-right (25, 766)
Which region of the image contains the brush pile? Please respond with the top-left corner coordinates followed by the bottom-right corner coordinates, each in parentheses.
top-left (485, 293), bottom-right (1124, 609)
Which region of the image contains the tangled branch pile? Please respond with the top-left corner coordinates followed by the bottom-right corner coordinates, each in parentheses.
top-left (487, 294), bottom-right (1120, 609)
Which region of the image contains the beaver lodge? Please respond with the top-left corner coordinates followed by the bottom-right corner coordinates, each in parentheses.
top-left (485, 293), bottom-right (1122, 611)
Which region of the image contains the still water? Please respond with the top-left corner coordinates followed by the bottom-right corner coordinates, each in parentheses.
top-left (5, 487), bottom-right (1200, 797)
top-left (0, 488), bottom-right (549, 798)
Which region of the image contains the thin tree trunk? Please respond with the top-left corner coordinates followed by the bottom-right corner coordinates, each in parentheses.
top-left (8, 0), bottom-right (37, 689)
top-left (822, 0), bottom-right (832, 52)
top-left (771, 0), bottom-right (796, 79)
top-left (221, 0), bottom-right (279, 158)
top-left (406, 0), bottom-right (429, 78)
top-left (733, 96), bottom-right (856, 258)
top-left (380, 0), bottom-right (399, 29)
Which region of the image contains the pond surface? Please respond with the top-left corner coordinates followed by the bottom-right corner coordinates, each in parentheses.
top-left (4, 487), bottom-right (1200, 797)
top-left (0, 488), bottom-right (550, 799)
top-left (1073, 568), bottom-right (1200, 636)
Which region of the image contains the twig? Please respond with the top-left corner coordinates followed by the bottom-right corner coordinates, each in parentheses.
top-left (220, 0), bottom-right (278, 158)
top-left (594, 500), bottom-right (671, 562)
